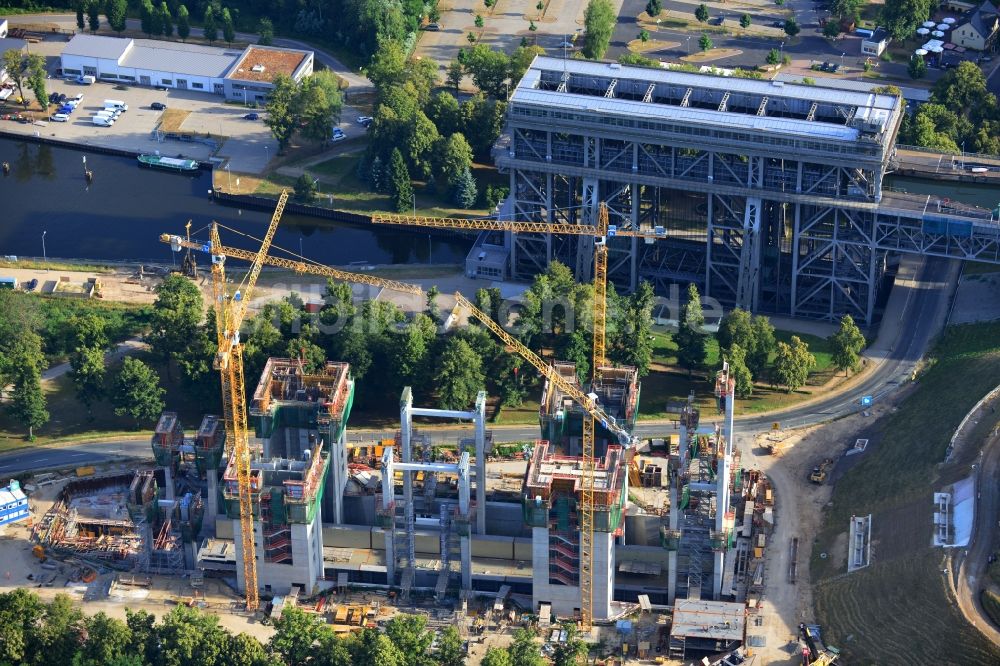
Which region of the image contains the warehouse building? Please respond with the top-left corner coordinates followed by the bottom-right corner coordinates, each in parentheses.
top-left (59, 34), bottom-right (312, 103)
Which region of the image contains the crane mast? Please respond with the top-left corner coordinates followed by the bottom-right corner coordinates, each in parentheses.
top-left (206, 189), bottom-right (287, 612)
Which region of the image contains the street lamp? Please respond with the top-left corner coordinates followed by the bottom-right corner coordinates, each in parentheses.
top-left (264, 144), bottom-right (270, 167)
top-left (42, 231), bottom-right (47, 272)
top-left (225, 163), bottom-right (232, 191)
top-left (961, 141), bottom-right (966, 169)
top-left (411, 192), bottom-right (416, 216)
top-left (841, 52), bottom-right (845, 69)
top-left (687, 34), bottom-right (692, 55)
top-left (299, 236), bottom-right (304, 259)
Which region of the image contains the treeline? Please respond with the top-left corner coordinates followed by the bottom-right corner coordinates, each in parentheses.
top-left (0, 291), bottom-right (158, 439)
top-left (0, 589), bottom-right (470, 666)
top-left (357, 40), bottom-right (522, 212)
top-left (901, 62), bottom-right (1000, 156)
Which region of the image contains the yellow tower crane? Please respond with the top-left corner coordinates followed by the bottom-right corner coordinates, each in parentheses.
top-left (369, 206), bottom-right (657, 629)
top-left (161, 190), bottom-right (288, 612)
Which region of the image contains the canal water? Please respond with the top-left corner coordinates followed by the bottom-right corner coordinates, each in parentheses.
top-left (0, 137), bottom-right (472, 265)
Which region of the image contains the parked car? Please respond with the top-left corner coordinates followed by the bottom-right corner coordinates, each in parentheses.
top-left (56, 107), bottom-right (74, 115)
top-left (150, 102), bottom-right (167, 110)
top-left (57, 94), bottom-right (67, 103)
top-left (25, 279), bottom-right (38, 291)
top-left (48, 92), bottom-right (60, 103)
top-left (772, 20), bottom-right (785, 28)
top-left (50, 113), bottom-right (70, 122)
top-left (422, 22), bottom-right (440, 31)
top-left (331, 127), bottom-right (346, 142)
top-left (356, 115), bottom-right (373, 125)
top-left (73, 93), bottom-right (84, 101)
top-left (244, 112), bottom-right (259, 120)
top-left (557, 40), bottom-right (575, 49)
top-left (360, 117), bottom-right (372, 128)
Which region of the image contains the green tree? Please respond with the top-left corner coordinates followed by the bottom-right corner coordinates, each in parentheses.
top-left (766, 48), bottom-right (780, 65)
top-left (77, 2), bottom-right (86, 31)
top-left (406, 110), bottom-right (440, 179)
top-left (77, 612), bottom-right (134, 666)
top-left (149, 274), bottom-right (203, 375)
top-left (222, 632), bottom-right (269, 666)
top-left (26, 58), bottom-right (48, 113)
top-left (436, 626), bottom-right (465, 666)
top-left (385, 614), bottom-right (434, 666)
top-left (156, 605), bottom-right (228, 666)
top-left (111, 357), bottom-right (165, 426)
top-left (610, 281), bottom-right (655, 375)
top-left (830, 0), bottom-right (862, 18)
top-left (773, 335), bottom-right (815, 392)
top-left (294, 173), bottom-right (317, 201)
top-left (435, 132), bottom-right (474, 189)
top-left (264, 74), bottom-right (299, 151)
top-left (257, 16), bottom-right (274, 45)
top-left (645, 0), bottom-right (662, 16)
top-left (35, 594), bottom-right (84, 666)
top-left (159, 1), bottom-right (173, 37)
top-left (699, 33), bottom-right (713, 52)
top-left (695, 3), bottom-right (709, 22)
top-left (725, 342), bottom-right (754, 398)
top-left (482, 648), bottom-right (513, 666)
top-left (446, 60), bottom-right (464, 90)
top-left (639, 29), bottom-right (650, 42)
top-left (452, 167), bottom-right (478, 208)
top-left (508, 627), bottom-right (545, 666)
top-left (426, 91), bottom-right (463, 136)
top-left (908, 55), bottom-right (927, 79)
top-left (296, 70), bottom-right (344, 144)
top-left (459, 94), bottom-right (506, 159)
top-left (933, 61), bottom-right (989, 114)
top-left (618, 52), bottom-right (658, 66)
top-left (551, 625), bottom-right (586, 666)
top-left (509, 45), bottom-right (545, 83)
top-left (352, 628), bottom-right (406, 666)
top-left (749, 314), bottom-right (776, 377)
top-left (823, 21), bottom-right (840, 38)
top-left (475, 13), bottom-right (484, 28)
top-left (221, 7), bottom-right (236, 45)
top-left (177, 4), bottom-right (190, 41)
top-left (434, 337), bottom-right (485, 410)
top-left (676, 283), bottom-right (707, 375)
top-left (389, 147), bottom-right (413, 213)
top-left (784, 17), bottom-right (800, 37)
top-left (1, 51), bottom-right (29, 108)
top-left (107, 0), bottom-right (127, 35)
top-left (881, 0), bottom-right (930, 40)
top-left (9, 360), bottom-right (48, 440)
top-left (426, 285), bottom-right (441, 322)
top-left (740, 13), bottom-right (751, 28)
top-left (269, 606), bottom-right (324, 666)
top-left (464, 43), bottom-right (511, 98)
top-left (0, 589), bottom-right (45, 664)
top-left (830, 314), bottom-right (866, 375)
top-left (70, 345), bottom-right (106, 415)
top-left (202, 5), bottom-right (217, 43)
top-left (87, 0), bottom-right (101, 33)
top-left (140, 0), bottom-right (155, 36)
top-left (583, 0), bottom-right (616, 59)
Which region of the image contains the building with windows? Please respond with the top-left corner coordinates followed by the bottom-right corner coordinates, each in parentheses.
top-left (861, 27), bottom-right (891, 57)
top-left (59, 34), bottom-right (312, 101)
top-left (952, 0), bottom-right (1000, 51)
top-left (0, 480), bottom-right (29, 528)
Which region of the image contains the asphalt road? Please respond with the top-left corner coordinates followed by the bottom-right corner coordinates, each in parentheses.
top-left (954, 431), bottom-right (1000, 643)
top-left (0, 257), bottom-right (956, 473)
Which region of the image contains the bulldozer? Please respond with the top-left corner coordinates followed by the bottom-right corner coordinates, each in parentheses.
top-left (809, 459), bottom-right (833, 484)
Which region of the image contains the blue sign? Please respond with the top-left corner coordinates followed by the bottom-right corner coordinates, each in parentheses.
top-left (861, 395), bottom-right (873, 407)
top-left (608, 225), bottom-right (617, 237)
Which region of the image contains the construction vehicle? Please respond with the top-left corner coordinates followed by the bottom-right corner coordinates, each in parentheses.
top-left (32, 544), bottom-right (46, 562)
top-left (809, 458), bottom-right (834, 484)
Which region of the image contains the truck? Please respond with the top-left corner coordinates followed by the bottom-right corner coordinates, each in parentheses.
top-left (809, 458), bottom-right (834, 484)
top-left (76, 75), bottom-right (96, 85)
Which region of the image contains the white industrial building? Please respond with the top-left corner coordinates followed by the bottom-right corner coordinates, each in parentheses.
top-left (59, 34), bottom-right (312, 103)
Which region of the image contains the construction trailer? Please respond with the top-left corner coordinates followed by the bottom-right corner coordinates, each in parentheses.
top-left (250, 358), bottom-right (354, 526)
top-left (522, 440), bottom-right (627, 620)
top-left (539, 362), bottom-right (640, 458)
top-left (224, 438), bottom-right (329, 596)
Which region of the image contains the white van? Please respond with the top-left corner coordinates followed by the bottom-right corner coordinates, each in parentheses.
top-left (94, 110), bottom-right (118, 121)
top-left (103, 99), bottom-right (127, 111)
top-left (92, 115), bottom-right (114, 126)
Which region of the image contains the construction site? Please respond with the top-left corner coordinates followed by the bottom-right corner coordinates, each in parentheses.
top-left (0, 189), bottom-right (839, 665)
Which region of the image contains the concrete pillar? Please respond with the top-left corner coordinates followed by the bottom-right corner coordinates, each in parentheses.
top-left (163, 466), bottom-right (174, 501)
top-left (382, 446), bottom-right (397, 587)
top-left (531, 526), bottom-right (550, 611)
top-left (206, 467), bottom-right (219, 526)
top-left (592, 532), bottom-right (615, 621)
top-left (460, 536), bottom-right (472, 592)
top-left (714, 390), bottom-right (736, 600)
top-left (474, 391), bottom-right (487, 535)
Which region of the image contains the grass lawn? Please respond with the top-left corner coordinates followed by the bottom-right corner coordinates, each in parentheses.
top-left (638, 327), bottom-right (839, 419)
top-left (261, 154), bottom-right (507, 219)
top-left (811, 321), bottom-right (1000, 664)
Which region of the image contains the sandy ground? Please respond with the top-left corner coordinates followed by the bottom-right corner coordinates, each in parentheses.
top-left (0, 265), bottom-right (161, 304)
top-left (743, 396), bottom-right (898, 664)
